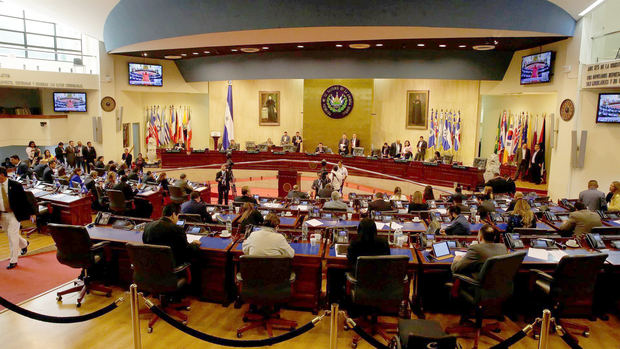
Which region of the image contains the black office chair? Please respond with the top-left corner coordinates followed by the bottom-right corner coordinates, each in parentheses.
top-left (48, 223), bottom-right (112, 307)
top-left (591, 226), bottom-right (620, 235)
top-left (126, 243), bottom-right (192, 333)
top-left (169, 186), bottom-right (189, 204)
top-left (530, 253), bottom-right (608, 338)
top-left (107, 189), bottom-right (133, 215)
top-left (446, 251), bottom-right (526, 349)
top-left (346, 255), bottom-right (410, 348)
top-left (21, 190), bottom-right (50, 237)
top-left (235, 256), bottom-right (297, 338)
top-left (395, 319), bottom-right (459, 349)
top-left (94, 186), bottom-right (109, 211)
top-left (178, 213), bottom-right (203, 223)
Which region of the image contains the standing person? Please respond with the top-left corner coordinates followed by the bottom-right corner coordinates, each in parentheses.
top-left (311, 172), bottom-right (326, 198)
top-left (414, 136), bottom-right (427, 161)
top-left (330, 161), bottom-right (348, 194)
top-left (530, 143), bottom-right (544, 185)
top-left (292, 132), bottom-right (303, 152)
top-left (513, 143), bottom-right (531, 181)
top-left (280, 131), bottom-right (291, 145)
top-left (55, 142), bottom-right (66, 165)
top-left (338, 134), bottom-right (350, 155)
top-left (579, 180), bottom-right (606, 211)
top-left (216, 164), bottom-right (232, 205)
top-left (350, 133), bottom-right (360, 149)
top-left (25, 141), bottom-right (40, 164)
top-left (83, 141), bottom-right (97, 173)
top-left (390, 140), bottom-right (403, 158)
top-left (75, 141), bottom-right (84, 171)
top-left (121, 148), bottom-right (133, 169)
top-left (134, 153), bottom-right (146, 172)
top-left (0, 166), bottom-right (35, 269)
top-left (65, 141), bottom-right (76, 168)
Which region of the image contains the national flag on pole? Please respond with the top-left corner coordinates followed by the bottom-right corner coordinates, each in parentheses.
top-left (494, 113), bottom-right (501, 154)
top-left (185, 108), bottom-right (192, 151)
top-left (454, 112), bottom-right (461, 152)
top-left (223, 81), bottom-right (234, 150)
top-left (176, 107), bottom-right (183, 145)
top-left (531, 115), bottom-right (538, 152)
top-left (428, 109), bottom-right (436, 149)
top-left (499, 111), bottom-right (507, 158)
top-left (442, 113), bottom-right (451, 151)
top-left (521, 113), bottom-right (528, 148)
top-left (148, 107), bottom-right (158, 146)
top-left (538, 115), bottom-right (546, 150)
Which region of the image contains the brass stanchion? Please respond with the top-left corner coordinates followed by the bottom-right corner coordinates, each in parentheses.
top-left (329, 304), bottom-right (339, 349)
top-left (538, 309), bottom-right (551, 349)
top-left (129, 284), bottom-right (142, 349)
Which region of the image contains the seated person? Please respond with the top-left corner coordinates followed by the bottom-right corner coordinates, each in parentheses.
top-left (450, 224), bottom-right (507, 279)
top-left (453, 196), bottom-right (470, 215)
top-left (347, 218), bottom-right (390, 268)
top-left (83, 171), bottom-right (98, 192)
top-left (218, 139), bottom-right (239, 151)
top-left (432, 151), bottom-right (442, 163)
top-left (380, 143), bottom-right (390, 158)
top-left (408, 191), bottom-right (429, 212)
top-left (477, 186), bottom-right (496, 220)
top-left (559, 201), bottom-right (603, 237)
top-left (234, 186), bottom-right (258, 204)
top-left (142, 170), bottom-right (156, 183)
top-left (368, 192), bottom-right (392, 212)
top-left (142, 204), bottom-right (201, 266)
top-left (448, 186), bottom-right (467, 202)
top-left (506, 199), bottom-right (537, 232)
top-left (69, 168), bottom-right (83, 188)
top-left (318, 183), bottom-right (334, 199)
top-left (389, 186), bottom-right (407, 201)
top-left (42, 160), bottom-right (57, 184)
top-left (127, 168), bottom-right (140, 181)
top-left (441, 206), bottom-right (471, 235)
top-left (423, 185), bottom-right (435, 201)
top-left (103, 171), bottom-right (117, 190)
top-left (94, 156), bottom-right (105, 169)
top-left (579, 180), bottom-right (606, 211)
top-left (323, 191), bottom-right (348, 210)
top-left (242, 213), bottom-right (294, 257)
top-left (57, 167), bottom-right (69, 183)
top-left (238, 202), bottom-right (264, 234)
top-left (286, 185), bottom-right (309, 199)
top-left (181, 191), bottom-right (213, 223)
top-left (32, 158), bottom-right (47, 179)
top-left (10, 155), bottom-right (31, 179)
top-left (114, 175), bottom-right (137, 200)
top-left (173, 173), bottom-right (194, 194)
top-left (265, 138), bottom-right (274, 147)
top-left (315, 142), bottom-right (327, 154)
top-left (506, 191), bottom-right (524, 212)
top-left (157, 172), bottom-right (170, 191)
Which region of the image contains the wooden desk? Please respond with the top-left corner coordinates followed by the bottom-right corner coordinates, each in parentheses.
top-left (136, 189), bottom-right (163, 219)
top-left (40, 192), bottom-right (92, 225)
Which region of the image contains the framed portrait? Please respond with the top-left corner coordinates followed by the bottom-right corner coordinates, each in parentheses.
top-left (259, 91), bottom-right (280, 126)
top-left (406, 90), bottom-right (429, 129)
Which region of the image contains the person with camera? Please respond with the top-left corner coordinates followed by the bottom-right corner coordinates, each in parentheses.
top-left (216, 163), bottom-right (233, 205)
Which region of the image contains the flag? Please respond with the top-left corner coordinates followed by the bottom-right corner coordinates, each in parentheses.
top-left (538, 115), bottom-right (546, 180)
top-left (148, 106), bottom-right (158, 146)
top-left (521, 113), bottom-right (528, 148)
top-left (531, 115), bottom-right (538, 152)
top-left (454, 112), bottom-right (461, 152)
top-left (442, 113), bottom-right (451, 151)
top-left (428, 109), bottom-right (436, 149)
top-left (223, 81), bottom-right (234, 150)
top-left (163, 106), bottom-right (172, 146)
top-left (145, 107), bottom-right (150, 144)
top-left (499, 111), bottom-right (507, 158)
top-left (176, 107), bottom-right (183, 145)
top-left (185, 107), bottom-right (192, 151)
top-left (493, 113), bottom-right (501, 154)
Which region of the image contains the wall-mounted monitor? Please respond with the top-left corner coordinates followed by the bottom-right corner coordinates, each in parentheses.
top-left (53, 92), bottom-right (87, 112)
top-left (596, 93), bottom-right (620, 123)
top-left (128, 62), bottom-right (163, 86)
top-left (520, 51), bottom-right (554, 85)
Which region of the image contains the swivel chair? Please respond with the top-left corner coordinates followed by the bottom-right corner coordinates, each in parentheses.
top-left (48, 223), bottom-right (112, 307)
top-left (346, 255), bottom-right (410, 348)
top-left (530, 254), bottom-right (608, 339)
top-left (395, 319), bottom-right (459, 349)
top-left (446, 251), bottom-right (526, 349)
top-left (21, 190), bottom-right (50, 237)
top-left (126, 243), bottom-right (192, 333)
top-left (107, 189), bottom-right (133, 215)
top-left (235, 256), bottom-right (297, 338)
top-left (169, 186), bottom-right (189, 204)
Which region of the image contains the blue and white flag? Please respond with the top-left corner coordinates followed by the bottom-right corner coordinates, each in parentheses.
top-left (442, 113), bottom-right (451, 151)
top-left (223, 81), bottom-right (234, 150)
top-left (428, 109), bottom-right (436, 149)
top-left (454, 112), bottom-right (461, 152)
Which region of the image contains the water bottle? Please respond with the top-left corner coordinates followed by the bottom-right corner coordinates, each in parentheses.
top-left (226, 217), bottom-right (232, 234)
top-left (302, 222), bottom-right (308, 241)
top-left (228, 200), bottom-right (233, 211)
top-left (470, 206), bottom-right (476, 223)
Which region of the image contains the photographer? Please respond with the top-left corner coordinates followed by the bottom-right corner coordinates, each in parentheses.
top-left (216, 163), bottom-right (233, 205)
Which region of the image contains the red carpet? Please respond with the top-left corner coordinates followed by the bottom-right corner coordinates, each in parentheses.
top-left (0, 251), bottom-right (78, 311)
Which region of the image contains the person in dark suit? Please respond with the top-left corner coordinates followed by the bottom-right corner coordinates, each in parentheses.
top-left (142, 171), bottom-right (156, 184)
top-left (414, 136), bottom-right (427, 161)
top-left (216, 164), bottom-right (232, 205)
top-left (181, 191), bottom-right (213, 223)
top-left (83, 141), bottom-right (97, 173)
top-left (65, 140), bottom-right (76, 168)
top-left (315, 142), bottom-right (327, 154)
top-left (94, 156), bottom-right (105, 170)
top-left (347, 218), bottom-right (390, 268)
top-left (238, 202), bottom-right (264, 234)
top-left (42, 161), bottom-right (56, 184)
top-left (381, 143), bottom-right (390, 158)
top-left (450, 224), bottom-right (507, 279)
top-left (55, 142), bottom-right (66, 165)
top-left (114, 175), bottom-right (136, 200)
top-left (234, 186), bottom-right (258, 204)
top-left (530, 143), bottom-right (544, 185)
top-left (338, 134), bottom-right (350, 155)
top-left (389, 140), bottom-right (403, 158)
top-left (292, 132), bottom-right (303, 152)
top-left (75, 141), bottom-right (84, 171)
top-left (142, 204), bottom-right (200, 266)
top-left (368, 192), bottom-right (392, 212)
top-left (10, 155), bottom-right (31, 179)
top-left (0, 166), bottom-right (35, 269)
top-left (350, 133), bottom-right (360, 149)
top-left (127, 168), bottom-right (140, 181)
top-left (442, 206), bottom-right (471, 235)
top-left (121, 148), bottom-right (133, 169)
top-left (513, 143), bottom-right (531, 181)
top-left (32, 159), bottom-right (47, 179)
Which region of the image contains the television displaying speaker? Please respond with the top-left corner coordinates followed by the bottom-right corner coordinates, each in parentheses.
top-left (53, 92), bottom-right (87, 112)
top-left (128, 63), bottom-right (163, 86)
top-left (596, 93), bottom-right (620, 123)
top-left (520, 51), bottom-right (554, 85)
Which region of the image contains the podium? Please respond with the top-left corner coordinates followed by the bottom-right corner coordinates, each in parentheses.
top-left (278, 170), bottom-right (300, 198)
top-left (211, 131), bottom-right (221, 151)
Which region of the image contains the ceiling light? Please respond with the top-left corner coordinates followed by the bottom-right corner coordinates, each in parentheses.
top-left (459, 45), bottom-right (466, 48)
top-left (142, 53), bottom-right (148, 57)
top-left (231, 49), bottom-right (238, 52)
top-left (297, 45), bottom-right (304, 48)
top-left (417, 43), bottom-right (425, 47)
top-left (349, 43), bottom-right (371, 49)
top-left (579, 0), bottom-right (605, 16)
top-left (164, 55), bottom-right (182, 59)
top-left (439, 44), bottom-right (447, 48)
top-left (472, 45), bottom-right (495, 51)
top-left (240, 47), bottom-right (260, 53)
top-left (204, 51), bottom-right (210, 54)
top-left (192, 52), bottom-right (199, 55)
top-left (336, 44), bottom-right (343, 47)
top-left (262, 47), bottom-right (269, 49)
top-left (376, 43), bottom-right (383, 47)
top-left (181, 53), bottom-right (187, 56)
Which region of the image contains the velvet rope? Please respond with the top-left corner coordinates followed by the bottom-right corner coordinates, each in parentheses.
top-left (0, 296), bottom-right (122, 323)
top-left (148, 304), bottom-right (318, 347)
top-left (558, 329), bottom-right (583, 349)
top-left (347, 321), bottom-right (391, 349)
top-left (489, 330), bottom-right (527, 349)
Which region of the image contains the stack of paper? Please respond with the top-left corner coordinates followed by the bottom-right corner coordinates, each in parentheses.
top-left (375, 222), bottom-right (386, 230)
top-left (390, 222), bottom-right (403, 230)
top-left (306, 219), bottom-right (323, 227)
top-left (527, 248), bottom-right (567, 262)
top-left (186, 234), bottom-right (202, 244)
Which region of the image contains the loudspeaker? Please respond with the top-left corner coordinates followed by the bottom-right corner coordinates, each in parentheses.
top-left (571, 130), bottom-right (587, 168)
top-left (115, 106), bottom-right (123, 132)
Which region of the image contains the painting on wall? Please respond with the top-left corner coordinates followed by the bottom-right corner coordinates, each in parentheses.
top-left (122, 123), bottom-right (130, 148)
top-left (406, 90), bottom-right (429, 129)
top-left (259, 91), bottom-right (280, 126)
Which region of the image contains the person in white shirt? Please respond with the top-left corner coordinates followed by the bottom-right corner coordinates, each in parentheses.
top-left (389, 186), bottom-right (408, 201)
top-left (330, 161), bottom-right (349, 193)
top-left (242, 213), bottom-right (294, 258)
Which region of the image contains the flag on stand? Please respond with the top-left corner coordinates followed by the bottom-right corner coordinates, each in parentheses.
top-left (148, 107), bottom-right (158, 146)
top-left (442, 113), bottom-right (451, 151)
top-left (185, 108), bottom-right (192, 151)
top-left (223, 81), bottom-right (234, 150)
top-left (521, 113), bottom-right (528, 148)
top-left (454, 112), bottom-right (461, 152)
top-left (428, 109), bottom-right (436, 149)
top-left (538, 115), bottom-right (546, 150)
top-left (177, 107), bottom-right (184, 145)
top-left (494, 113), bottom-right (501, 154)
top-left (531, 115), bottom-right (538, 152)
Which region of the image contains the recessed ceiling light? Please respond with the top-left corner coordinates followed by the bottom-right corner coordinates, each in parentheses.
top-left (297, 45), bottom-right (304, 48)
top-left (142, 53), bottom-right (148, 57)
top-left (164, 55), bottom-right (182, 59)
top-left (472, 45), bottom-right (495, 51)
top-left (181, 53), bottom-right (187, 56)
top-left (231, 49), bottom-right (238, 52)
top-left (417, 43), bottom-right (425, 47)
top-left (439, 44), bottom-right (447, 48)
top-left (240, 47), bottom-right (260, 53)
top-left (349, 43), bottom-right (371, 49)
top-left (262, 47), bottom-right (269, 49)
top-left (376, 43), bottom-right (383, 47)
top-left (192, 52), bottom-right (199, 55)
top-left (459, 45), bottom-right (466, 48)
top-left (204, 51), bottom-right (210, 54)
top-left (336, 44), bottom-right (343, 48)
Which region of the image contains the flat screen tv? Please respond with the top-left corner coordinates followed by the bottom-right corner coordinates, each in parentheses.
top-left (53, 92), bottom-right (87, 112)
top-left (596, 93), bottom-right (620, 123)
top-left (520, 51), bottom-right (553, 85)
top-left (128, 62), bottom-right (163, 86)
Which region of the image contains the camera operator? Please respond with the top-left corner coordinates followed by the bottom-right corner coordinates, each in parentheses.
top-left (216, 163), bottom-right (233, 205)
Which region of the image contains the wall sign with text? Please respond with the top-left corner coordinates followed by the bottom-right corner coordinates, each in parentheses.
top-left (321, 85), bottom-right (354, 119)
top-left (582, 60), bottom-right (620, 89)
